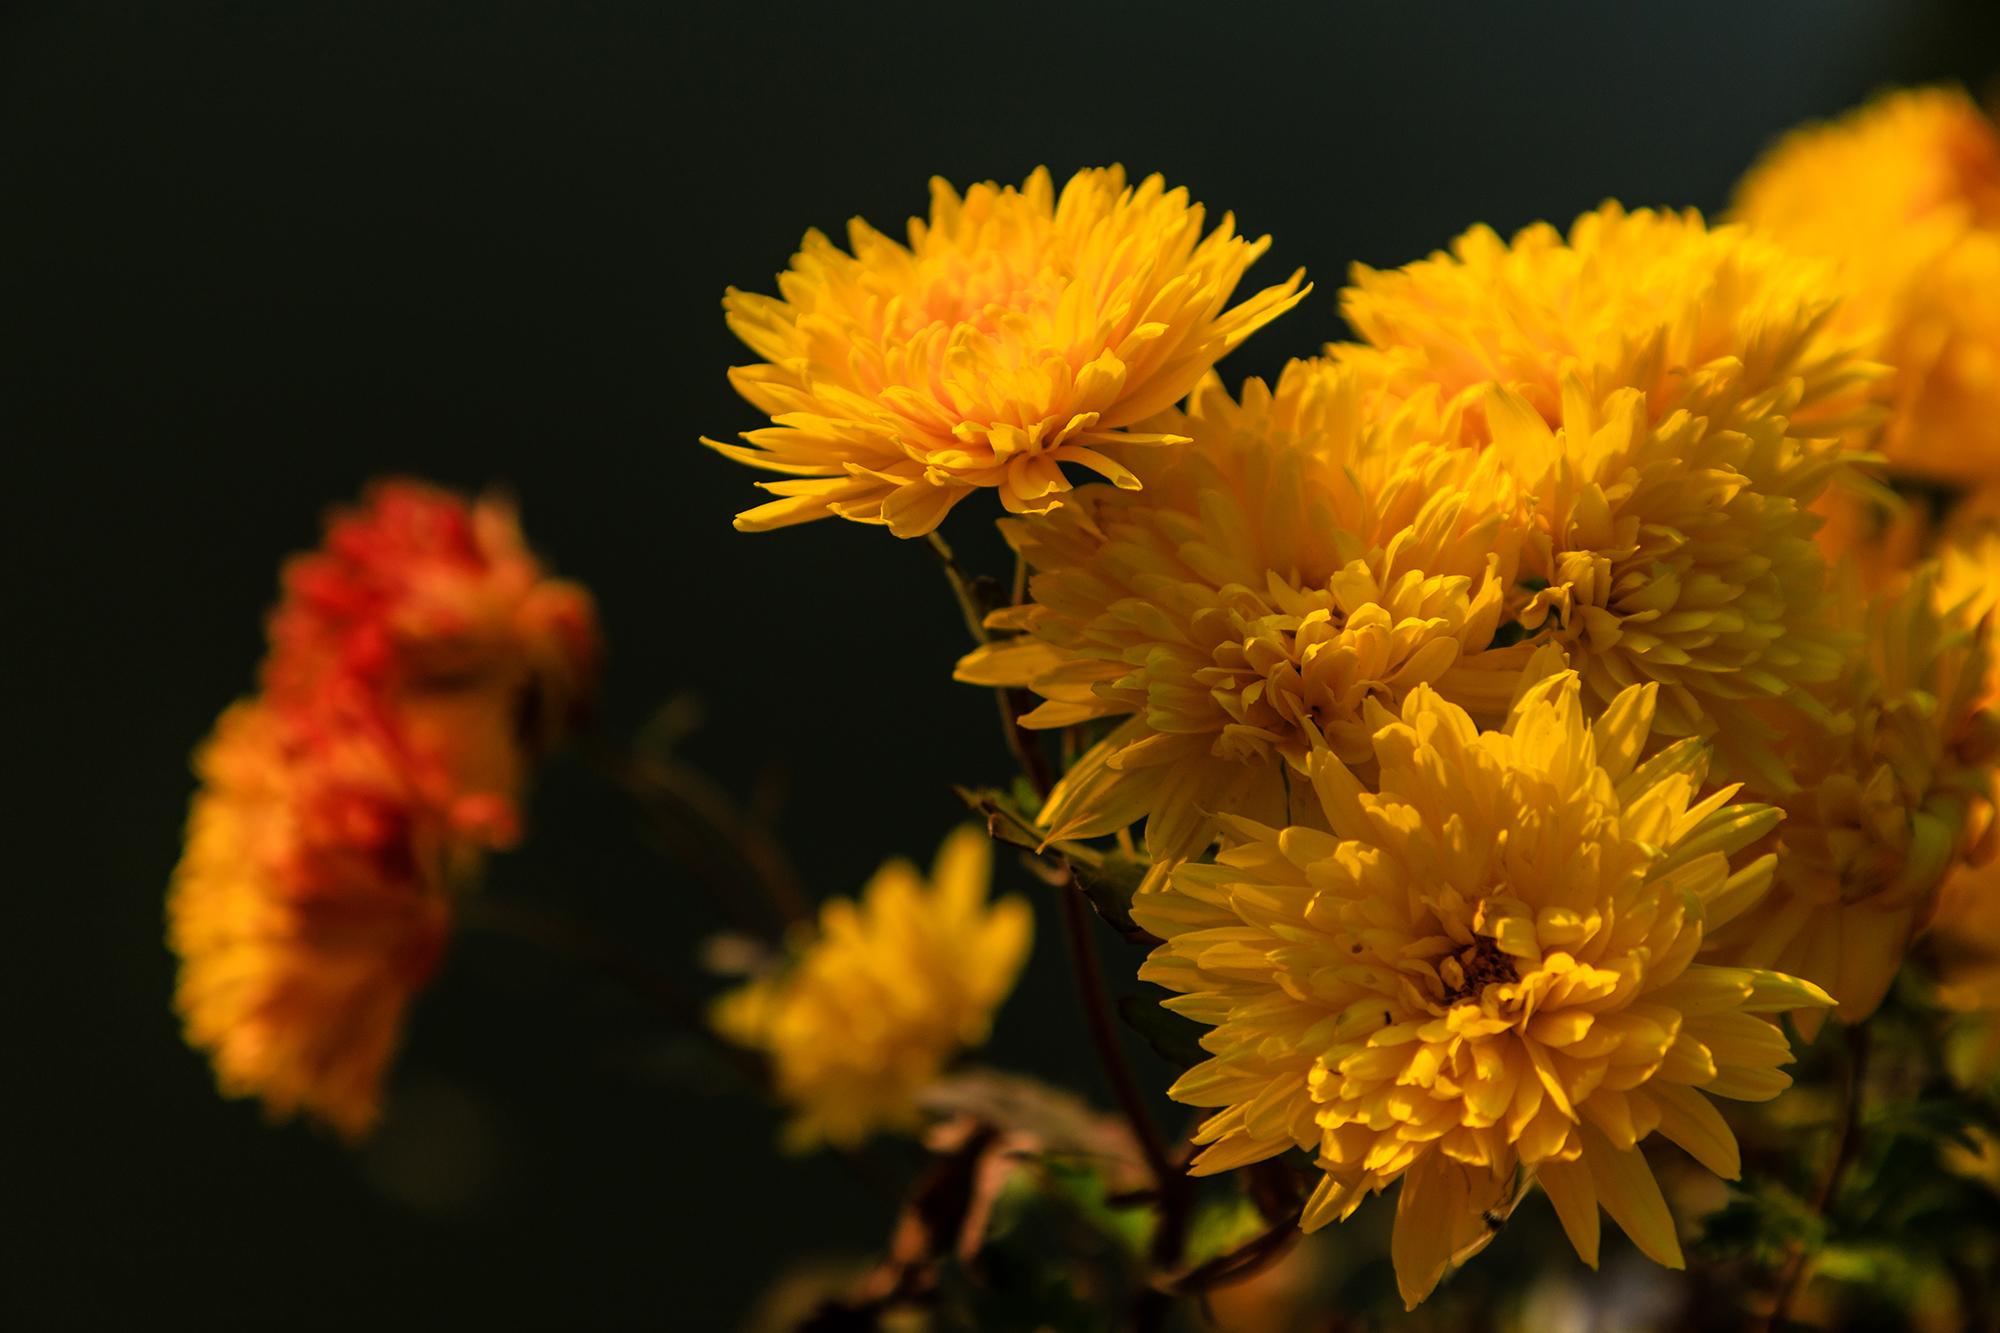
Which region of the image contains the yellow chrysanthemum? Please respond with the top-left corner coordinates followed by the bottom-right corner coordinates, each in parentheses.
top-left (706, 166), bottom-right (1307, 536)
top-left (1900, 529), bottom-right (2000, 1067)
top-left (955, 358), bottom-right (1527, 865)
top-left (1705, 562), bottom-right (2000, 1032)
top-left (1132, 660), bottom-right (1831, 1309)
top-left (1735, 87), bottom-right (2000, 483)
top-left (1335, 204), bottom-right (1880, 785)
top-left (711, 826), bottom-right (1031, 1151)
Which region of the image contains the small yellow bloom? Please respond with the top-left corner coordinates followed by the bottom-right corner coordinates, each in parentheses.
top-left (712, 827), bottom-right (1031, 1152)
top-left (1734, 87), bottom-right (2000, 484)
top-left (1133, 659), bottom-right (1829, 1308)
top-left (1334, 204), bottom-right (1880, 785)
top-left (1705, 563), bottom-right (2000, 1032)
top-left (707, 166), bottom-right (1307, 536)
top-left (955, 358), bottom-right (1526, 864)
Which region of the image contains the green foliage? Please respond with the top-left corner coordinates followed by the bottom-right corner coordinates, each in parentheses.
top-left (1694, 1178), bottom-right (1828, 1267)
top-left (1115, 991), bottom-right (1208, 1072)
top-left (929, 1160), bottom-right (1151, 1333)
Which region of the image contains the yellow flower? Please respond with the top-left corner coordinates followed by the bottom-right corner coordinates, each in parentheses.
top-left (712, 826), bottom-right (1032, 1151)
top-left (706, 166), bottom-right (1307, 536)
top-left (955, 358), bottom-right (1526, 865)
top-left (1132, 660), bottom-right (1830, 1308)
top-left (1705, 562), bottom-right (2000, 1032)
top-left (1335, 204), bottom-right (1880, 786)
top-left (1734, 87), bottom-right (2000, 484)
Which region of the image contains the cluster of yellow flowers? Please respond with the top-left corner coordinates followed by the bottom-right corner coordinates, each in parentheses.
top-left (705, 103), bottom-right (2000, 1307)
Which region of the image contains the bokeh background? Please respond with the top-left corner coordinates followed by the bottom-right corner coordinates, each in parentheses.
top-left (5, 2), bottom-right (2000, 1327)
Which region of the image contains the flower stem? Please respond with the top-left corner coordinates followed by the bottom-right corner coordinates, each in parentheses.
top-left (925, 530), bottom-right (992, 646)
top-left (1765, 1020), bottom-right (1872, 1330)
top-left (594, 741), bottom-right (813, 932)
top-left (929, 527), bottom-right (1194, 1317)
top-left (461, 897), bottom-right (769, 1087)
top-left (1057, 878), bottom-right (1194, 1261)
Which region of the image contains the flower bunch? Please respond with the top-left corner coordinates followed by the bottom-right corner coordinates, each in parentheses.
top-left (936, 197), bottom-right (1991, 1302)
top-left (176, 116), bottom-right (2000, 1327)
top-left (168, 482), bottom-right (597, 1137)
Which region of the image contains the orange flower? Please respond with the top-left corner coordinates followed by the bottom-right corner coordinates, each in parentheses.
top-left (1734, 88), bottom-right (2000, 484)
top-left (168, 481), bottom-right (597, 1136)
top-left (266, 481), bottom-right (598, 806)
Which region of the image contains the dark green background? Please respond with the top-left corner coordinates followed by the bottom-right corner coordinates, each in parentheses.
top-left (3, 1), bottom-right (1996, 1327)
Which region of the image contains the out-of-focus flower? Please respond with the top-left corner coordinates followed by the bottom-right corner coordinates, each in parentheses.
top-left (1734, 87), bottom-right (2000, 484)
top-left (707, 166), bottom-right (1307, 536)
top-left (169, 700), bottom-right (477, 1139)
top-left (712, 826), bottom-right (1032, 1151)
top-left (1335, 204), bottom-right (1880, 785)
top-left (1133, 661), bottom-right (1829, 1309)
top-left (168, 481), bottom-right (599, 1137)
top-left (954, 359), bottom-right (1525, 864)
top-left (1809, 482), bottom-right (1933, 602)
top-left (1706, 564), bottom-right (2000, 1033)
top-left (1912, 528), bottom-right (2000, 1071)
top-left (267, 481), bottom-right (599, 807)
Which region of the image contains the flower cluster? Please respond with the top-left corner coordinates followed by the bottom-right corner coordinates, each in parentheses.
top-left (168, 482), bottom-right (597, 1137)
top-left (935, 188), bottom-right (2000, 1301)
top-left (711, 826), bottom-right (1032, 1151)
top-left (176, 110), bottom-right (2000, 1319)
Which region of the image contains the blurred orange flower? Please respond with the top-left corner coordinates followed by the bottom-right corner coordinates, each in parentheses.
top-left (168, 481), bottom-right (597, 1137)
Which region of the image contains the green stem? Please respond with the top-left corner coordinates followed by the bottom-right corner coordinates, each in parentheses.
top-left (1765, 1020), bottom-right (1871, 1331)
top-left (925, 530), bottom-right (991, 645)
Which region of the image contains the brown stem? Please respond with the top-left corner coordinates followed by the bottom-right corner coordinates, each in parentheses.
top-left (926, 530), bottom-right (992, 646)
top-left (999, 686), bottom-right (1056, 808)
top-left (1058, 882), bottom-right (1193, 1265)
top-left (930, 525), bottom-right (1195, 1321)
top-left (1764, 1021), bottom-right (1871, 1331)
top-left (594, 741), bottom-right (813, 932)
top-left (1168, 1207), bottom-right (1305, 1297)
top-left (461, 897), bottom-right (769, 1088)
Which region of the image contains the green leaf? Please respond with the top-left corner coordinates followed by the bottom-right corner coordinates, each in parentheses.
top-left (952, 785), bottom-right (1161, 945)
top-left (1691, 1179), bottom-right (1826, 1267)
top-left (1867, 1095), bottom-right (2000, 1154)
top-left (1118, 991), bottom-right (1209, 1071)
top-left (953, 785), bottom-right (1045, 851)
top-left (1068, 854), bottom-right (1150, 943)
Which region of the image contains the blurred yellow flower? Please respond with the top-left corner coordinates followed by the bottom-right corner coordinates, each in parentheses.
top-left (955, 359), bottom-right (1526, 864)
top-left (1706, 563), bottom-right (2000, 1033)
top-left (1908, 528), bottom-right (2000, 1070)
top-left (707, 165), bottom-right (1306, 536)
top-left (1335, 204), bottom-right (1879, 785)
top-left (1132, 661), bottom-right (1829, 1308)
top-left (712, 826), bottom-right (1032, 1151)
top-left (1734, 87), bottom-right (2000, 484)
